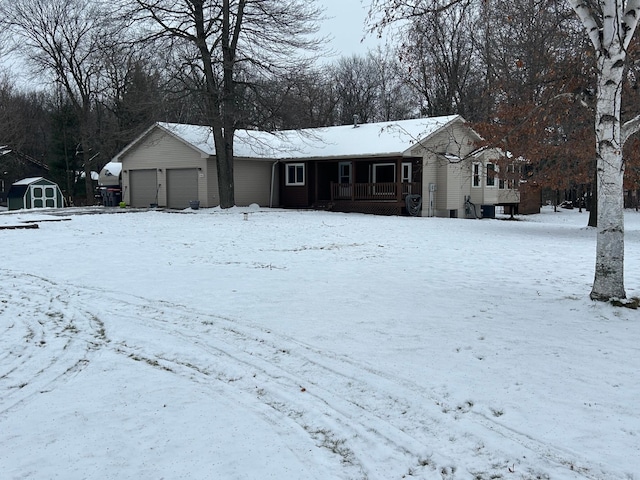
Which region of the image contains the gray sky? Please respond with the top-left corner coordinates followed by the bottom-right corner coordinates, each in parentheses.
top-left (319, 0), bottom-right (383, 59)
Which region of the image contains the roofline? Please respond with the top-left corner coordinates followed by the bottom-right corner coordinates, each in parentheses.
top-left (399, 115), bottom-right (474, 155)
top-left (154, 122), bottom-right (212, 157)
top-left (261, 153), bottom-right (418, 162)
top-left (113, 115), bottom-right (476, 162)
top-left (111, 123), bottom-right (157, 162)
top-left (111, 122), bottom-right (213, 162)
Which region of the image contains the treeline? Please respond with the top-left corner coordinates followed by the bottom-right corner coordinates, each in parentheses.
top-left (0, 0), bottom-right (639, 203)
top-left (0, 51), bottom-right (415, 201)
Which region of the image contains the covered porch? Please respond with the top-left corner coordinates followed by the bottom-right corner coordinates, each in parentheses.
top-left (312, 157), bottom-right (422, 216)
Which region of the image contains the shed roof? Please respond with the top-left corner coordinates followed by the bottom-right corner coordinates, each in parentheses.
top-left (12, 177), bottom-right (55, 186)
top-left (115, 115), bottom-right (469, 163)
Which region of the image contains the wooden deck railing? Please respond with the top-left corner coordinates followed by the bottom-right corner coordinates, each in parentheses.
top-left (331, 182), bottom-right (420, 201)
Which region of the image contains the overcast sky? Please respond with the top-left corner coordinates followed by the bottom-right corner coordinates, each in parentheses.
top-left (319, 0), bottom-right (383, 59)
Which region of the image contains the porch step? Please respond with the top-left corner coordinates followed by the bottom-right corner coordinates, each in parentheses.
top-left (313, 202), bottom-right (334, 210)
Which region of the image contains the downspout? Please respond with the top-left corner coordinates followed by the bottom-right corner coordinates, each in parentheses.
top-left (270, 160), bottom-right (280, 208)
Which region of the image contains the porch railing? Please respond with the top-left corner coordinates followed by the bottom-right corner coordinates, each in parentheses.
top-left (331, 182), bottom-right (420, 201)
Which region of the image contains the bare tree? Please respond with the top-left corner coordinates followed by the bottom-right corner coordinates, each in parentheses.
top-left (398, 1), bottom-right (478, 118)
top-left (122, 0), bottom-right (322, 208)
top-left (0, 0), bottom-right (125, 204)
top-left (330, 54), bottom-right (383, 125)
top-left (370, 0), bottom-right (640, 302)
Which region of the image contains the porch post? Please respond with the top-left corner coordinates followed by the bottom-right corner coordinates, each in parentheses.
top-left (314, 162), bottom-right (318, 205)
top-left (396, 158), bottom-right (402, 202)
top-left (351, 162), bottom-right (356, 201)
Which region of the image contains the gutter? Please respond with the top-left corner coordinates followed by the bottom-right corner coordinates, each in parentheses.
top-left (270, 160), bottom-right (280, 208)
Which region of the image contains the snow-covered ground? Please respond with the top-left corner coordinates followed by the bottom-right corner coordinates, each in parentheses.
top-left (1, 205), bottom-right (638, 479)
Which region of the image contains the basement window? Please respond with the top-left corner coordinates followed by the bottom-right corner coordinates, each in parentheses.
top-left (286, 163), bottom-right (305, 186)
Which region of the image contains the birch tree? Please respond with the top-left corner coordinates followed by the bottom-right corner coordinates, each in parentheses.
top-left (568, 0), bottom-right (640, 301)
top-left (370, 0), bottom-right (640, 302)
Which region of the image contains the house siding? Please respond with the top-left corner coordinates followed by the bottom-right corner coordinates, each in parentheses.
top-left (206, 157), bottom-right (219, 207)
top-left (445, 162), bottom-right (468, 216)
top-left (234, 159), bottom-right (275, 206)
top-left (121, 128), bottom-right (278, 209)
top-left (280, 161), bottom-right (310, 208)
top-left (121, 128), bottom-right (211, 207)
top-left (115, 118), bottom-right (522, 216)
top-left (417, 122), bottom-right (481, 218)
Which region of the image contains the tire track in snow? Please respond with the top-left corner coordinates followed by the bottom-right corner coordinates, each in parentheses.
top-left (0, 273), bottom-right (108, 416)
top-left (2, 274), bottom-right (618, 479)
top-left (67, 284), bottom-right (605, 480)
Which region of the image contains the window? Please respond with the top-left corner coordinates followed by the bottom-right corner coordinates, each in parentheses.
top-left (372, 163), bottom-right (395, 183)
top-left (486, 163), bottom-right (495, 187)
top-left (401, 162), bottom-right (412, 183)
top-left (285, 163), bottom-right (305, 186)
top-left (338, 162), bottom-right (351, 184)
top-left (472, 162), bottom-right (481, 187)
top-left (402, 162), bottom-right (413, 194)
top-left (502, 164), bottom-right (518, 189)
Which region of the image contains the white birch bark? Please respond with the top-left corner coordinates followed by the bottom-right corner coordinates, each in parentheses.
top-left (568, 0), bottom-right (640, 300)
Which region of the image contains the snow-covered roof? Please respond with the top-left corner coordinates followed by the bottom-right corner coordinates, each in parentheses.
top-left (99, 162), bottom-right (123, 187)
top-left (13, 177), bottom-right (45, 186)
top-left (151, 115), bottom-right (463, 161)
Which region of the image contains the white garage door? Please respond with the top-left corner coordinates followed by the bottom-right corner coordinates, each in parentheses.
top-left (167, 168), bottom-right (198, 209)
top-left (129, 169), bottom-right (158, 207)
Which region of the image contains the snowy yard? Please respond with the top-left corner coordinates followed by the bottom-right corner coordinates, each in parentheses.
top-left (0, 206), bottom-right (639, 479)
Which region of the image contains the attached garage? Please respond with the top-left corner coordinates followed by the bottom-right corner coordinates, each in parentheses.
top-left (166, 168), bottom-right (198, 209)
top-left (129, 169), bottom-right (158, 207)
top-left (7, 177), bottom-right (64, 211)
top-left (114, 122), bottom-right (280, 209)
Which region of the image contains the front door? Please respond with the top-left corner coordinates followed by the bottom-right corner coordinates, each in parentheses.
top-left (338, 162), bottom-right (352, 198)
top-left (402, 162), bottom-right (412, 194)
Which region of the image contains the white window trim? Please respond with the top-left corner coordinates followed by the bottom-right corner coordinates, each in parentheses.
top-left (486, 162), bottom-right (496, 188)
top-left (285, 163), bottom-right (305, 186)
top-left (401, 162), bottom-right (412, 183)
top-left (372, 163), bottom-right (396, 183)
top-left (472, 162), bottom-right (481, 188)
top-left (338, 161), bottom-right (352, 184)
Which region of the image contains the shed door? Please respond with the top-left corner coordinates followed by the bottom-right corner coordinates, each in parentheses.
top-left (30, 185), bottom-right (58, 208)
top-left (129, 169), bottom-right (158, 207)
top-left (167, 168), bottom-right (198, 209)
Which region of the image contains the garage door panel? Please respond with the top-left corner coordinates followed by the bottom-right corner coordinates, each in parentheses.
top-left (167, 168), bottom-right (198, 209)
top-left (130, 170), bottom-right (158, 207)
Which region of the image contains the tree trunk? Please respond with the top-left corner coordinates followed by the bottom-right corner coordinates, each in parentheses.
top-left (212, 126), bottom-right (235, 209)
top-left (216, 0), bottom-right (238, 209)
top-left (588, 161), bottom-right (597, 227)
top-left (590, 53), bottom-right (626, 300)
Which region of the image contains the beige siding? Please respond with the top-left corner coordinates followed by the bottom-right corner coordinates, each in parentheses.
top-left (234, 160), bottom-right (274, 206)
top-left (425, 123), bottom-right (479, 158)
top-left (122, 128), bottom-right (206, 169)
top-left (467, 150), bottom-right (520, 209)
top-left (419, 151), bottom-right (438, 217)
top-left (498, 189), bottom-right (520, 203)
top-left (444, 162), bottom-right (468, 214)
top-left (416, 121), bottom-right (481, 217)
top-left (206, 157), bottom-right (220, 206)
top-left (121, 128), bottom-right (211, 207)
